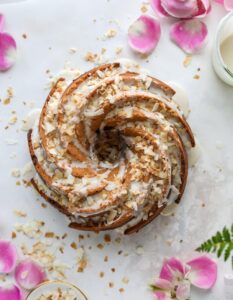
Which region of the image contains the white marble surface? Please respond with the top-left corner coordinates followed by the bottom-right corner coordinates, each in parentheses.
top-left (0, 0), bottom-right (232, 299)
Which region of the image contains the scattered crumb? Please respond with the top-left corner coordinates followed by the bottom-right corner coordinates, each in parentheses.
top-left (183, 55), bottom-right (192, 67)
top-left (118, 250), bottom-right (122, 255)
top-left (104, 255), bottom-right (108, 262)
top-left (62, 233), bottom-right (68, 239)
top-left (14, 210), bottom-right (27, 217)
top-left (69, 47), bottom-right (77, 54)
top-left (104, 29), bottom-right (117, 39)
top-left (122, 276), bottom-right (129, 284)
top-left (45, 232), bottom-right (55, 238)
top-left (84, 51), bottom-right (98, 63)
top-left (111, 268), bottom-right (115, 272)
top-left (140, 3), bottom-right (149, 13)
top-left (115, 47), bottom-right (123, 55)
top-left (70, 242), bottom-right (78, 250)
top-left (109, 282), bottom-right (114, 288)
top-left (11, 231), bottom-right (17, 239)
top-left (3, 86), bottom-right (14, 104)
top-left (8, 115), bottom-right (17, 125)
top-left (104, 234), bottom-right (111, 243)
top-left (97, 243), bottom-right (104, 249)
top-left (193, 74), bottom-right (200, 80)
top-left (99, 271), bottom-right (104, 278)
top-left (22, 33), bottom-right (27, 39)
top-left (11, 168), bottom-right (21, 178)
top-left (119, 288), bottom-right (125, 293)
top-left (101, 48), bottom-right (107, 55)
top-left (41, 203), bottom-right (47, 208)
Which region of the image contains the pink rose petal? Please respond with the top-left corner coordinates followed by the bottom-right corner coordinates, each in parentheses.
top-left (170, 19), bottom-right (208, 54)
top-left (224, 0), bottom-right (233, 10)
top-left (153, 291), bottom-right (169, 300)
top-left (150, 0), bottom-right (169, 17)
top-left (151, 0), bottom-right (210, 18)
top-left (128, 15), bottom-right (161, 54)
top-left (0, 14), bottom-right (5, 32)
top-left (160, 257), bottom-right (185, 282)
top-left (0, 240), bottom-right (18, 274)
top-left (176, 282), bottom-right (191, 300)
top-left (15, 259), bottom-right (46, 290)
top-left (0, 32), bottom-right (17, 71)
top-left (0, 284), bottom-right (22, 300)
top-left (196, 0), bottom-right (211, 17)
top-left (154, 278), bottom-right (172, 290)
top-left (187, 255), bottom-right (218, 289)
top-left (161, 0), bottom-right (199, 18)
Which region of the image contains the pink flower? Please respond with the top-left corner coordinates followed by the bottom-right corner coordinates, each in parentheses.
top-left (151, 0), bottom-right (211, 19)
top-left (0, 14), bottom-right (17, 71)
top-left (152, 256), bottom-right (217, 300)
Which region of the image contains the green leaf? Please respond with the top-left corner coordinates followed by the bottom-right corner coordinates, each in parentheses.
top-left (196, 224), bottom-right (233, 269)
top-left (224, 245), bottom-right (232, 261)
top-left (217, 242), bottom-right (226, 258)
top-left (223, 227), bottom-right (231, 242)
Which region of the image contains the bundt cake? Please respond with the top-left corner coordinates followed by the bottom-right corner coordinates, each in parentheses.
top-left (28, 62), bottom-right (195, 234)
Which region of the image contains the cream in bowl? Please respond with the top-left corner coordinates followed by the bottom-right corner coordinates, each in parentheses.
top-left (212, 12), bottom-right (233, 86)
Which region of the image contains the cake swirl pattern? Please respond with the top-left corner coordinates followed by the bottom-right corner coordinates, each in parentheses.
top-left (28, 62), bottom-right (195, 234)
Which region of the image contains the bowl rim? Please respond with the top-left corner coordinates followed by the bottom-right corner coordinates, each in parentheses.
top-left (25, 279), bottom-right (88, 300)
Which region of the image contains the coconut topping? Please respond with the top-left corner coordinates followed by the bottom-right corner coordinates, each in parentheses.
top-left (27, 62), bottom-right (195, 234)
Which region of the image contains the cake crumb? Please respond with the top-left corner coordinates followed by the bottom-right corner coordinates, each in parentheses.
top-left (104, 255), bottom-right (108, 262)
top-left (70, 242), bottom-right (78, 249)
top-left (119, 288), bottom-right (125, 293)
top-left (183, 55), bottom-right (192, 67)
top-left (104, 29), bottom-right (117, 39)
top-left (97, 243), bottom-right (104, 249)
top-left (99, 271), bottom-right (104, 278)
top-left (109, 282), bottom-right (114, 288)
top-left (69, 47), bottom-right (77, 54)
top-left (104, 234), bottom-right (111, 243)
top-left (11, 232), bottom-right (17, 239)
top-left (193, 74), bottom-right (200, 80)
top-left (141, 3), bottom-right (149, 13)
top-left (11, 168), bottom-right (21, 178)
top-left (45, 232), bottom-right (55, 238)
top-left (84, 51), bottom-right (98, 63)
top-left (14, 210), bottom-right (27, 217)
top-left (122, 276), bottom-right (129, 284)
top-left (115, 47), bottom-right (123, 55)
top-left (22, 33), bottom-right (27, 39)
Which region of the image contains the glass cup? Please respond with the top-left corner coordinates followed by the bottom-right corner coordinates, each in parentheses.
top-left (26, 280), bottom-right (88, 300)
top-left (212, 11), bottom-right (233, 86)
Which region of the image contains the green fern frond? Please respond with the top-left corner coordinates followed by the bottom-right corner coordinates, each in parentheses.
top-left (196, 224), bottom-right (233, 269)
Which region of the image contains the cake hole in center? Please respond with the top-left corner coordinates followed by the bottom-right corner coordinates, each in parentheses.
top-left (94, 128), bottom-right (126, 164)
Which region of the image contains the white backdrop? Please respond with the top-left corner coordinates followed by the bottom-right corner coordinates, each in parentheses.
top-left (0, 0), bottom-right (232, 299)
